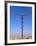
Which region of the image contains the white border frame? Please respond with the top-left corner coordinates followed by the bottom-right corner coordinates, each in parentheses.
top-left (7, 3), bottom-right (35, 43)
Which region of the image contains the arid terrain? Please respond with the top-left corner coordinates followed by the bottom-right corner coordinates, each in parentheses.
top-left (10, 32), bottom-right (32, 40)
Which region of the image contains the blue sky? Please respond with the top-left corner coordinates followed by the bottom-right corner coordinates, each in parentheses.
top-left (10, 6), bottom-right (32, 35)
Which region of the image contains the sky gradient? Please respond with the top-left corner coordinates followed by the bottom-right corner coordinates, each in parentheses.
top-left (10, 6), bottom-right (32, 35)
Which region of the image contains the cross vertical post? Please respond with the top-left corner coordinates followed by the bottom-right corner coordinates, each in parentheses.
top-left (21, 16), bottom-right (24, 39)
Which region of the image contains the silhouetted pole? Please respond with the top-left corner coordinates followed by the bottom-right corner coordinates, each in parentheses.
top-left (21, 16), bottom-right (24, 39)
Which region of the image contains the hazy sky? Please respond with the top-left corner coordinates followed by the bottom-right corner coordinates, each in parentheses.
top-left (10, 6), bottom-right (32, 35)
